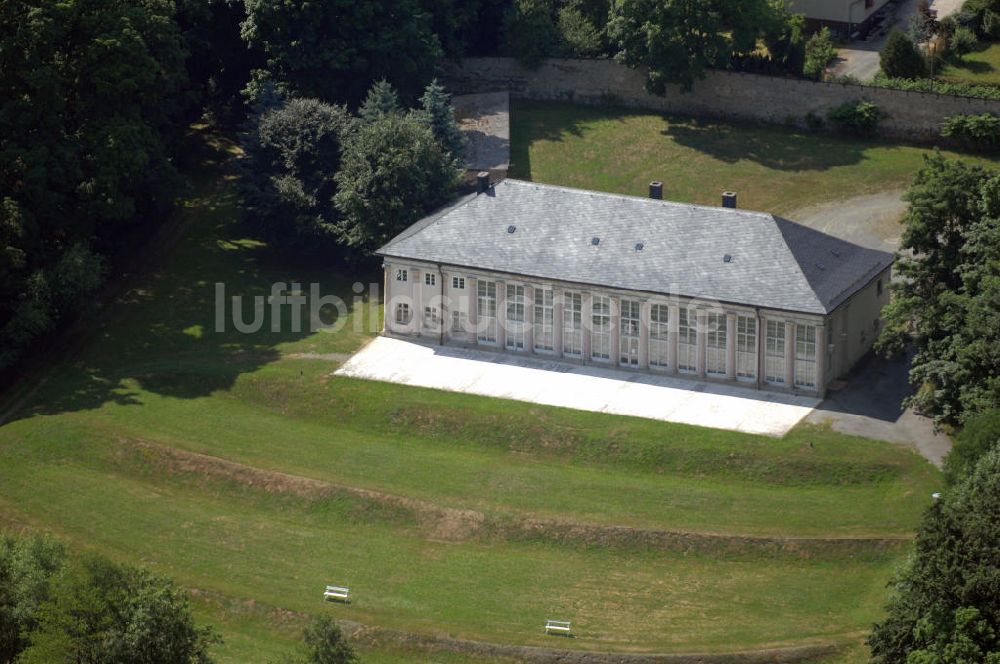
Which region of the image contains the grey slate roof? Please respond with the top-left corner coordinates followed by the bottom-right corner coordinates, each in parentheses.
top-left (377, 179), bottom-right (894, 315)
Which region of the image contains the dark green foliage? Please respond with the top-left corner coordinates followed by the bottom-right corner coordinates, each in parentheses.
top-left (302, 617), bottom-right (356, 664)
top-left (240, 98), bottom-right (355, 250)
top-left (19, 554), bottom-right (216, 663)
top-left (877, 155), bottom-right (1000, 423)
top-left (943, 409), bottom-right (1000, 485)
top-left (607, 0), bottom-right (786, 92)
top-left (960, 0), bottom-right (1000, 37)
top-left (826, 100), bottom-right (883, 134)
top-left (941, 112), bottom-right (1000, 149)
top-left (880, 30), bottom-right (928, 79)
top-left (241, 0), bottom-right (442, 106)
top-left (0, 533), bottom-right (66, 662)
top-left (177, 0), bottom-right (261, 125)
top-left (501, 0), bottom-right (562, 68)
top-left (762, 9), bottom-right (806, 76)
top-left (557, 4), bottom-right (605, 57)
top-left (804, 27), bottom-right (837, 80)
top-left (333, 113), bottom-right (460, 254)
top-left (868, 447), bottom-right (1000, 663)
top-left (359, 80), bottom-right (402, 123)
top-left (0, 0), bottom-right (190, 371)
top-left (1, 532), bottom-right (214, 663)
top-left (417, 79), bottom-right (467, 160)
top-left (418, 0), bottom-right (487, 60)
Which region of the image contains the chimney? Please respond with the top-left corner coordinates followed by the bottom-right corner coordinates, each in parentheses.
top-left (722, 191), bottom-right (737, 208)
top-left (476, 171), bottom-right (490, 194)
top-left (649, 181), bottom-right (663, 200)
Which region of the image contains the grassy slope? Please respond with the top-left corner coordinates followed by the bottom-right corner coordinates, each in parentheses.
top-left (509, 100), bottom-right (1000, 215)
top-left (0, 126), bottom-right (942, 661)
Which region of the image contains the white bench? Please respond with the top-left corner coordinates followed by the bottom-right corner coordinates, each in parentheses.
top-left (324, 585), bottom-right (350, 602)
top-left (545, 619), bottom-right (571, 636)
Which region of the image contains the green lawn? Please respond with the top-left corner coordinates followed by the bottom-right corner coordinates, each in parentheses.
top-left (938, 41), bottom-right (1000, 86)
top-left (509, 100), bottom-right (1000, 216)
top-left (0, 126), bottom-right (941, 662)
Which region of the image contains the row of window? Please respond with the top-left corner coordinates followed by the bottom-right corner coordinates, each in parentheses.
top-left (393, 276), bottom-right (819, 388)
top-left (394, 268), bottom-right (465, 291)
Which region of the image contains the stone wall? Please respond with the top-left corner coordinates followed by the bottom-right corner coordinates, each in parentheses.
top-left (440, 57), bottom-right (1000, 140)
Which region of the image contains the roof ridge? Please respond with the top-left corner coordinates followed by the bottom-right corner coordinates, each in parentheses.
top-left (500, 178), bottom-right (775, 220)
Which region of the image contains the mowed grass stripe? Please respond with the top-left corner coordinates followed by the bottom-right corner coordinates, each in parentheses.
top-left (13, 364), bottom-right (937, 539)
top-left (0, 434), bottom-right (897, 652)
top-left (98, 435), bottom-right (917, 558)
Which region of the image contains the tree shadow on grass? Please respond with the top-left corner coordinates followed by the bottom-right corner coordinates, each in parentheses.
top-left (661, 117), bottom-right (872, 172)
top-left (3, 128), bottom-right (380, 425)
top-left (948, 58), bottom-right (995, 75)
top-left (509, 99), bottom-right (877, 180)
top-left (508, 100), bottom-right (634, 180)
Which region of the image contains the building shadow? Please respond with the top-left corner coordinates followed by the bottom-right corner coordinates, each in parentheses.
top-left (811, 349), bottom-right (915, 423)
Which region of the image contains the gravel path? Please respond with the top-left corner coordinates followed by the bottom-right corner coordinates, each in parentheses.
top-left (788, 189), bottom-right (907, 252)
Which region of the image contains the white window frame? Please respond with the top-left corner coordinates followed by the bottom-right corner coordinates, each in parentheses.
top-left (705, 312), bottom-right (727, 376)
top-left (425, 273), bottom-right (436, 286)
top-left (795, 324), bottom-right (817, 388)
top-left (677, 308), bottom-right (697, 373)
top-left (590, 295), bottom-right (611, 362)
top-left (505, 283), bottom-right (526, 351)
top-left (423, 305), bottom-right (438, 330)
top-left (394, 302), bottom-right (410, 324)
top-left (534, 288), bottom-right (554, 352)
top-left (395, 268), bottom-right (408, 282)
top-left (477, 280), bottom-right (497, 344)
top-left (452, 276), bottom-right (465, 290)
top-left (765, 320), bottom-right (785, 384)
top-left (619, 299), bottom-right (640, 366)
top-left (563, 291), bottom-right (583, 356)
top-left (736, 315), bottom-right (757, 381)
top-left (649, 304), bottom-right (669, 369)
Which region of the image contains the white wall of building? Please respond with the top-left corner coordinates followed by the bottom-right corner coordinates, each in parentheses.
top-left (785, 0), bottom-right (891, 27)
top-left (383, 260), bottom-right (843, 397)
top-left (828, 266), bottom-right (891, 380)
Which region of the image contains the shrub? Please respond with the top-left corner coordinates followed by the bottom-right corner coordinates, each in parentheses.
top-left (880, 30), bottom-right (927, 78)
top-left (960, 0), bottom-right (1000, 37)
top-left (950, 25), bottom-right (979, 57)
top-left (804, 111), bottom-right (824, 129)
top-left (943, 409), bottom-right (1000, 485)
top-left (803, 27), bottom-right (837, 80)
top-left (870, 72), bottom-right (1000, 99)
top-left (827, 100), bottom-right (882, 134)
top-left (941, 112), bottom-right (1000, 148)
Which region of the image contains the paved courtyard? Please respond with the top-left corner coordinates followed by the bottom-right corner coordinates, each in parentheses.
top-left (453, 91), bottom-right (510, 173)
top-left (336, 337), bottom-right (820, 436)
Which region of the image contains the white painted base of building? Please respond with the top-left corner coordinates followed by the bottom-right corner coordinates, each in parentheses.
top-left (335, 337), bottom-right (820, 437)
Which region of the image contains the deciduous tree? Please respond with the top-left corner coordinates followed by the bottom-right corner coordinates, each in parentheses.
top-left (241, 0), bottom-right (442, 105)
top-left (868, 447), bottom-right (1000, 663)
top-left (607, 0), bottom-right (782, 92)
top-left (333, 113), bottom-right (460, 254)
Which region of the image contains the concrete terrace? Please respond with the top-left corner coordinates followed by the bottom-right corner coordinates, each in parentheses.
top-left (336, 337), bottom-right (820, 436)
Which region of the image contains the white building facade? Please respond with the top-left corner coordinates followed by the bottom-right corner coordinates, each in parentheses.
top-left (378, 179), bottom-right (893, 398)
